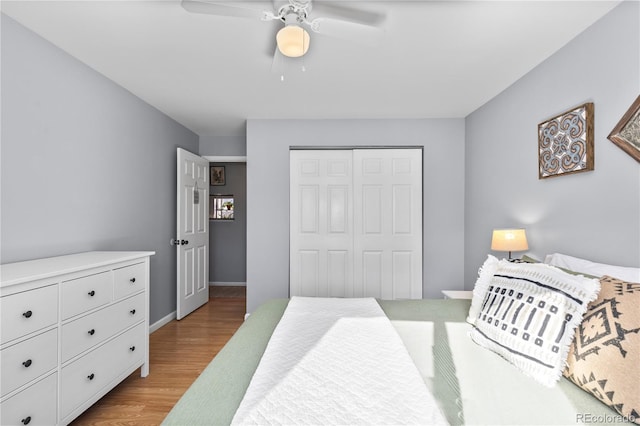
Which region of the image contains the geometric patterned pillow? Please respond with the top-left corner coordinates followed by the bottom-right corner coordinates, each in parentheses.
top-left (563, 276), bottom-right (640, 424)
top-left (467, 254), bottom-right (500, 325)
top-left (469, 260), bottom-right (600, 387)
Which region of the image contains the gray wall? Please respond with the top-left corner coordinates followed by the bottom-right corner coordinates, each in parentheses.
top-left (246, 119), bottom-right (466, 312)
top-left (200, 133), bottom-right (246, 156)
top-left (464, 1), bottom-right (640, 288)
top-left (209, 163), bottom-right (247, 283)
top-left (0, 14), bottom-right (200, 324)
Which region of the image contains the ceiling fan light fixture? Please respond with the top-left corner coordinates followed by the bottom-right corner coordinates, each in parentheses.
top-left (276, 23), bottom-right (310, 58)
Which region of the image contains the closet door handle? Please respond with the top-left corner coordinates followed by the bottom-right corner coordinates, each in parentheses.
top-left (130, 346), bottom-right (136, 352)
top-left (22, 310), bottom-right (33, 318)
top-left (88, 290), bottom-right (96, 297)
top-left (87, 373), bottom-right (95, 381)
top-left (130, 309), bottom-right (136, 315)
top-left (21, 416), bottom-right (31, 425)
top-left (88, 329), bottom-right (95, 336)
top-left (22, 359), bottom-right (33, 368)
top-left (130, 277), bottom-right (136, 283)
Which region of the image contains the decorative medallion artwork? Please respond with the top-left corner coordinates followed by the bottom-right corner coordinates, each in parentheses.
top-left (538, 103), bottom-right (594, 179)
top-left (607, 95), bottom-right (640, 163)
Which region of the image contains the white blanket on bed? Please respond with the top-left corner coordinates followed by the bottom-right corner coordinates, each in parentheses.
top-left (231, 297), bottom-right (448, 425)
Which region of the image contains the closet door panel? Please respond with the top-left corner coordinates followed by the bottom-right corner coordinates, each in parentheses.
top-left (362, 185), bottom-right (383, 235)
top-left (299, 186), bottom-right (320, 233)
top-left (361, 251), bottom-right (383, 298)
top-left (290, 151), bottom-right (354, 298)
top-left (327, 250), bottom-right (348, 297)
top-left (354, 149), bottom-right (423, 299)
top-left (298, 250), bottom-right (320, 297)
top-left (392, 251), bottom-right (413, 299)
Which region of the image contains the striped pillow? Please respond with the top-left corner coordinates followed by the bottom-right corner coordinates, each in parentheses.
top-left (469, 260), bottom-right (600, 387)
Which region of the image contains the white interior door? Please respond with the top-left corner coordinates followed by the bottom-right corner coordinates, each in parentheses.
top-left (290, 148), bottom-right (422, 300)
top-left (290, 150), bottom-right (354, 297)
top-left (353, 149), bottom-right (423, 299)
top-left (176, 148), bottom-right (209, 319)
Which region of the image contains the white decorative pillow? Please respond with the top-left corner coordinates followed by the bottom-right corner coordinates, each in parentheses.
top-left (544, 253), bottom-right (640, 282)
top-left (466, 255), bottom-right (500, 325)
top-left (469, 260), bottom-right (600, 387)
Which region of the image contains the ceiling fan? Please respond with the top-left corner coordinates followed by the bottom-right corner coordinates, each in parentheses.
top-left (181, 0), bottom-right (385, 59)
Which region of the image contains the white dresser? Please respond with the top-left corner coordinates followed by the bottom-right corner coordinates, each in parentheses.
top-left (0, 251), bottom-right (155, 425)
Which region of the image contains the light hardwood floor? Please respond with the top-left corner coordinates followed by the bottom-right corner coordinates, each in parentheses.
top-left (70, 287), bottom-right (246, 425)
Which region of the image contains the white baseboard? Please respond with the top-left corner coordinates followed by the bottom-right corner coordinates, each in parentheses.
top-left (150, 310), bottom-right (176, 334)
top-left (209, 281), bottom-right (246, 287)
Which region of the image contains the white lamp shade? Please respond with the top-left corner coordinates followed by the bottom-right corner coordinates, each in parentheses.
top-left (491, 229), bottom-right (529, 252)
top-left (276, 24), bottom-right (310, 58)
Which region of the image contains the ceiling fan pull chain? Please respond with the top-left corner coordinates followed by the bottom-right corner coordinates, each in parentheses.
top-left (262, 10), bottom-right (278, 21)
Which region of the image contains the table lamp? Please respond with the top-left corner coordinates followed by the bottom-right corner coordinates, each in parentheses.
top-left (491, 229), bottom-right (528, 260)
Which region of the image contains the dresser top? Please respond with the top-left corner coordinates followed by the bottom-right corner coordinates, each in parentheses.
top-left (0, 251), bottom-right (155, 287)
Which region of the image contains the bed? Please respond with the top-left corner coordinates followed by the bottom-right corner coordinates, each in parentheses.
top-left (163, 256), bottom-right (640, 425)
top-left (162, 296), bottom-right (630, 425)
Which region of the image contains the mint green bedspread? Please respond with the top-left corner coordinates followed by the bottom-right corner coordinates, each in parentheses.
top-left (163, 299), bottom-right (626, 425)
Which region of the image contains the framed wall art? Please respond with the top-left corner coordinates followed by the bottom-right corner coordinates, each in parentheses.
top-left (607, 95), bottom-right (640, 162)
top-left (538, 102), bottom-right (594, 179)
top-left (210, 166), bottom-right (226, 186)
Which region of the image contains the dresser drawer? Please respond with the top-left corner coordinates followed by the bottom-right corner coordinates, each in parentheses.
top-left (60, 322), bottom-right (145, 418)
top-left (61, 271), bottom-right (112, 319)
top-left (1, 329), bottom-right (58, 397)
top-left (0, 285), bottom-right (58, 345)
top-left (61, 292), bottom-right (145, 362)
top-left (0, 373), bottom-right (57, 426)
top-left (114, 262), bottom-right (146, 300)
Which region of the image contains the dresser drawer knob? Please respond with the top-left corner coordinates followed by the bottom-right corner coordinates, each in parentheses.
top-left (22, 310), bottom-right (33, 318)
top-left (88, 329), bottom-right (96, 336)
top-left (87, 373), bottom-right (95, 381)
top-left (130, 277), bottom-right (136, 283)
top-left (88, 290), bottom-right (96, 297)
top-left (130, 346), bottom-right (136, 352)
top-left (22, 359), bottom-right (33, 368)
top-left (21, 416), bottom-right (31, 425)
top-left (130, 309), bottom-right (136, 315)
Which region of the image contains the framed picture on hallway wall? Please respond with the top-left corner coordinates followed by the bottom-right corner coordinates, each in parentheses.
top-left (608, 95), bottom-right (640, 162)
top-left (211, 166), bottom-right (225, 186)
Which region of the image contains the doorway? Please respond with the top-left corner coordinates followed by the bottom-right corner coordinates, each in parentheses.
top-left (208, 162), bottom-right (247, 290)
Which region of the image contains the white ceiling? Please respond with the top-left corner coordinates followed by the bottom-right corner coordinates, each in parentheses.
top-left (1, 0), bottom-right (621, 136)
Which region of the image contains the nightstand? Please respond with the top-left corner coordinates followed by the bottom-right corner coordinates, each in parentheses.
top-left (442, 290), bottom-right (473, 300)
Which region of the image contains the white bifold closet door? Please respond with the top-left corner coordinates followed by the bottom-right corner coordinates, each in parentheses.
top-left (290, 148), bottom-right (422, 299)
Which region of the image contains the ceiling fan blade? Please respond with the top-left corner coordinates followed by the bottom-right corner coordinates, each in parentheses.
top-left (310, 1), bottom-right (385, 27)
top-left (309, 17), bottom-right (384, 46)
top-left (264, 19), bottom-right (281, 58)
top-left (181, 0), bottom-right (272, 20)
